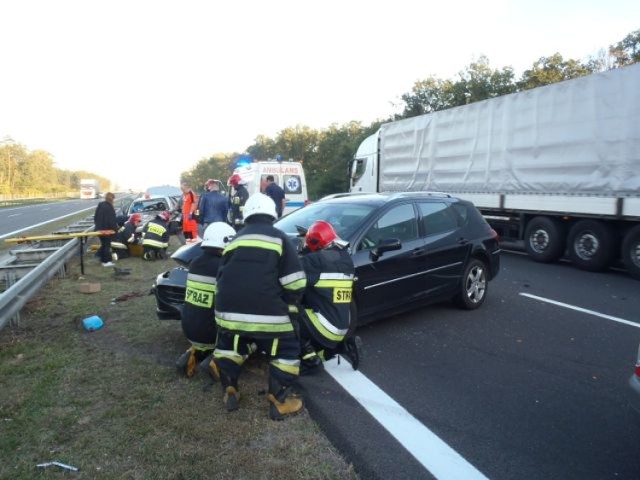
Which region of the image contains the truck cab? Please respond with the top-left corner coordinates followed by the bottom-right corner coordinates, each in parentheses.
top-left (231, 160), bottom-right (308, 216)
top-left (350, 132), bottom-right (379, 193)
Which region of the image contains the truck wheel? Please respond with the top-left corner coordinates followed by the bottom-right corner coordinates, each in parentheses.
top-left (454, 258), bottom-right (488, 310)
top-left (524, 216), bottom-right (566, 263)
top-left (567, 220), bottom-right (616, 272)
top-left (622, 225), bottom-right (640, 280)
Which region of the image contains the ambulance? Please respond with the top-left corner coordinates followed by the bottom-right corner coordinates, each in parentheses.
top-left (230, 160), bottom-right (308, 216)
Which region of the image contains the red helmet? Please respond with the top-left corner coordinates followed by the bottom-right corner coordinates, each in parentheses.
top-left (228, 174), bottom-right (242, 188)
top-left (159, 211), bottom-right (171, 222)
top-left (129, 213), bottom-right (141, 224)
top-left (305, 221), bottom-right (338, 252)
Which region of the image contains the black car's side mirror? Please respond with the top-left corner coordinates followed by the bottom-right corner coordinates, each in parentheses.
top-left (370, 238), bottom-right (401, 261)
top-left (295, 225), bottom-right (308, 237)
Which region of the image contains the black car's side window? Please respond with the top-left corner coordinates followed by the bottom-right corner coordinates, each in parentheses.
top-left (419, 202), bottom-right (458, 236)
top-left (358, 204), bottom-right (418, 250)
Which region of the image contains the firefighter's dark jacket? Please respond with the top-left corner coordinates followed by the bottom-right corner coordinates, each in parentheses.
top-left (182, 249), bottom-right (221, 346)
top-left (215, 216), bottom-right (306, 338)
top-left (116, 222), bottom-right (137, 245)
top-left (301, 246), bottom-right (355, 348)
top-left (141, 217), bottom-right (169, 248)
top-left (230, 184), bottom-right (249, 224)
top-left (94, 201), bottom-right (118, 231)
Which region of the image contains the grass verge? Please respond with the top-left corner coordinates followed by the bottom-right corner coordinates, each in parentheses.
top-left (0, 237), bottom-right (358, 479)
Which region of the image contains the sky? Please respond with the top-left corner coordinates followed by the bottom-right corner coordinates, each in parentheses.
top-left (1, 0), bottom-right (638, 191)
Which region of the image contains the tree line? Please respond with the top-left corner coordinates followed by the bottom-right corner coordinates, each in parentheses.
top-left (182, 29), bottom-right (639, 200)
top-left (0, 139), bottom-right (111, 197)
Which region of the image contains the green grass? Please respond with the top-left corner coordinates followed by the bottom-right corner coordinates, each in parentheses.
top-left (0, 237), bottom-right (358, 480)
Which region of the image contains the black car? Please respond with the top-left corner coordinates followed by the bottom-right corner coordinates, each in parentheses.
top-left (152, 192), bottom-right (500, 323)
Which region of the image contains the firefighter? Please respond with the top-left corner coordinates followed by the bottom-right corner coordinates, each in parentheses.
top-left (212, 193), bottom-right (307, 420)
top-left (297, 221), bottom-right (361, 374)
top-left (176, 222), bottom-right (236, 378)
top-left (228, 174), bottom-right (250, 230)
top-left (141, 211), bottom-right (170, 260)
top-left (111, 213), bottom-right (142, 260)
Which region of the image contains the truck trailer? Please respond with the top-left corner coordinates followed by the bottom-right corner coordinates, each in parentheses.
top-left (350, 63), bottom-right (640, 279)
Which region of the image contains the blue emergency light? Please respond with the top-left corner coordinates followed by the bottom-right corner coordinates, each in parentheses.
top-left (236, 154), bottom-right (253, 167)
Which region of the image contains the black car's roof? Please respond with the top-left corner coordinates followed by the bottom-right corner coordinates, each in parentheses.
top-left (318, 191), bottom-right (457, 206)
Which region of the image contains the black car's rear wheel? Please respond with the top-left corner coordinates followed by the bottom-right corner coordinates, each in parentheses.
top-left (454, 258), bottom-right (488, 310)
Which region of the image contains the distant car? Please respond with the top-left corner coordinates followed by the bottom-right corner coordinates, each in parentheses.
top-left (152, 192), bottom-right (500, 322)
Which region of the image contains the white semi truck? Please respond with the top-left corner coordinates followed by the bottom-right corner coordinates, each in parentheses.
top-left (350, 63), bottom-right (640, 279)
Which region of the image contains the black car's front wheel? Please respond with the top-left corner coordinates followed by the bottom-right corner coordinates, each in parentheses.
top-left (454, 258), bottom-right (488, 310)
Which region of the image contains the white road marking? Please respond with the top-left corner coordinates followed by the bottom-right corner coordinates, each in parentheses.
top-left (519, 293), bottom-right (640, 329)
top-left (324, 357), bottom-right (490, 480)
top-left (8, 214), bottom-right (20, 217)
top-left (0, 206), bottom-right (96, 240)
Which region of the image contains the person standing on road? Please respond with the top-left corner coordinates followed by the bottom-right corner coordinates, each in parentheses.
top-left (211, 193), bottom-right (307, 420)
top-left (197, 179), bottom-right (230, 237)
top-left (176, 222), bottom-right (236, 379)
top-left (228, 174), bottom-right (250, 231)
top-left (180, 182), bottom-right (199, 242)
top-left (295, 221), bottom-right (361, 374)
top-left (94, 192), bottom-right (118, 267)
top-left (264, 175), bottom-right (286, 219)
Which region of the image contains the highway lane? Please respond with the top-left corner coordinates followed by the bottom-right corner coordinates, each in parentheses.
top-left (0, 199), bottom-right (101, 239)
top-left (300, 252), bottom-right (640, 480)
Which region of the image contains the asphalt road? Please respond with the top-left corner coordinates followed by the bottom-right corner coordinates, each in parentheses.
top-left (0, 199), bottom-right (104, 239)
top-left (300, 251), bottom-right (640, 480)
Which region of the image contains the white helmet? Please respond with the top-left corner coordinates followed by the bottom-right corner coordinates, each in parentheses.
top-left (243, 192), bottom-right (277, 221)
top-left (202, 222), bottom-right (236, 249)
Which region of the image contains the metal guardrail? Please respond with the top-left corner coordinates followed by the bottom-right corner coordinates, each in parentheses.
top-left (0, 235), bottom-right (81, 330)
top-left (0, 221), bottom-right (94, 330)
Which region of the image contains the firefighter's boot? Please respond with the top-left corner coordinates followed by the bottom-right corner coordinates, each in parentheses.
top-left (176, 348), bottom-right (198, 378)
top-left (300, 341), bottom-right (323, 376)
top-left (223, 386), bottom-right (240, 412)
top-left (267, 377), bottom-right (303, 421)
top-left (217, 365), bottom-right (240, 412)
top-left (198, 354), bottom-right (220, 383)
top-left (339, 335), bottom-right (362, 370)
top-left (143, 251), bottom-right (154, 261)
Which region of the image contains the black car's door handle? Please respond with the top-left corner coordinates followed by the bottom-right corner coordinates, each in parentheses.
top-left (458, 237), bottom-right (469, 245)
top-left (411, 248), bottom-right (426, 257)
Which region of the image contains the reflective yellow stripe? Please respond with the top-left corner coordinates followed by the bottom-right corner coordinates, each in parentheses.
top-left (270, 359), bottom-right (300, 376)
top-left (233, 335), bottom-right (239, 353)
top-left (216, 317), bottom-right (294, 334)
top-left (142, 239), bottom-right (168, 248)
top-left (214, 349), bottom-right (244, 365)
top-left (191, 342), bottom-right (216, 351)
top-left (224, 239), bottom-right (282, 255)
top-left (271, 338), bottom-right (279, 356)
top-left (284, 278), bottom-right (307, 291)
top-left (315, 280), bottom-right (353, 288)
top-left (305, 309), bottom-right (345, 343)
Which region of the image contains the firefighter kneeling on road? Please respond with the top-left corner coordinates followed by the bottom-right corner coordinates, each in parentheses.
top-left (111, 213), bottom-right (142, 260)
top-left (296, 221), bottom-right (362, 375)
top-left (176, 222), bottom-right (236, 378)
top-left (141, 211), bottom-right (170, 260)
top-left (212, 193), bottom-right (307, 420)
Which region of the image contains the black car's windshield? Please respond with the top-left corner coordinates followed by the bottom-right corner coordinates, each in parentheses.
top-left (275, 202), bottom-right (376, 240)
